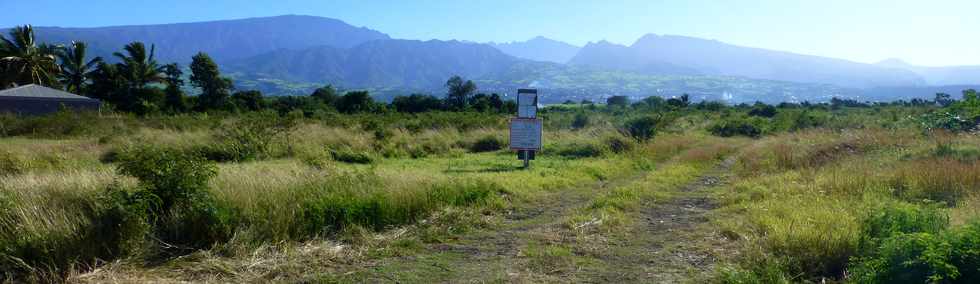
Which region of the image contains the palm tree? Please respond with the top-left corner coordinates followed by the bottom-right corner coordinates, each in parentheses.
top-left (0, 25), bottom-right (61, 88)
top-left (113, 42), bottom-right (163, 91)
top-left (57, 41), bottom-right (102, 94)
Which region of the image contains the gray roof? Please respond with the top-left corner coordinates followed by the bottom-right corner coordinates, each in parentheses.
top-left (0, 84), bottom-right (97, 101)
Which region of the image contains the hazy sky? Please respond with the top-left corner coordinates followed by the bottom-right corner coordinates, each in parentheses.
top-left (3, 0), bottom-right (978, 66)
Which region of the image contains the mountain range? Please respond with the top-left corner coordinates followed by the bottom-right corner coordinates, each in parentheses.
top-left (16, 15), bottom-right (980, 103)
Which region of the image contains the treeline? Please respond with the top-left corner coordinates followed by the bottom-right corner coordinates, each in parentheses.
top-left (0, 25), bottom-right (515, 116)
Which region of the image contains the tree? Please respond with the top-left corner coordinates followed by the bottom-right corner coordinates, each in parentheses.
top-left (0, 25), bottom-right (61, 88)
top-left (445, 75), bottom-right (476, 110)
top-left (190, 52), bottom-right (233, 111)
top-left (606, 95), bottom-right (630, 107)
top-left (469, 93), bottom-right (493, 112)
top-left (336, 91), bottom-right (375, 113)
top-left (232, 90), bottom-right (265, 112)
top-left (112, 42), bottom-right (166, 114)
top-left (56, 41), bottom-right (101, 95)
top-left (488, 93), bottom-right (505, 112)
top-left (392, 93), bottom-right (443, 113)
top-left (113, 42), bottom-right (164, 91)
top-left (311, 84), bottom-right (339, 106)
top-left (163, 63), bottom-right (188, 113)
top-left (88, 61), bottom-right (126, 104)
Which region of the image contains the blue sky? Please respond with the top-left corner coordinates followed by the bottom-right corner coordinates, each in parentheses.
top-left (3, 0), bottom-right (978, 66)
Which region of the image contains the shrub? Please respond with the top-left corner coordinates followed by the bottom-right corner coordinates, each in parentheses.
top-left (571, 112), bottom-right (590, 129)
top-left (919, 111), bottom-right (974, 133)
top-left (848, 204), bottom-right (980, 283)
top-left (470, 136), bottom-right (505, 152)
top-left (116, 145), bottom-right (236, 249)
top-left (330, 148), bottom-right (375, 164)
top-left (603, 135), bottom-right (635, 154)
top-left (850, 232), bottom-right (959, 283)
top-left (859, 203), bottom-right (948, 250)
top-left (748, 104), bottom-right (778, 118)
top-left (555, 142), bottom-right (605, 158)
top-left (622, 115), bottom-right (665, 142)
top-left (709, 117), bottom-right (765, 137)
top-left (205, 111), bottom-right (297, 162)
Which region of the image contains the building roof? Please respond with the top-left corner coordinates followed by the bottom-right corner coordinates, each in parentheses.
top-left (0, 84), bottom-right (98, 101)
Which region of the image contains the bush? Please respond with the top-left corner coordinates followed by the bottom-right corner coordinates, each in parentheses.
top-left (205, 111), bottom-right (297, 162)
top-left (709, 117), bottom-right (765, 137)
top-left (116, 145), bottom-right (236, 249)
top-left (748, 104), bottom-right (778, 118)
top-left (849, 204), bottom-right (980, 283)
top-left (470, 136), bottom-right (505, 152)
top-left (330, 148), bottom-right (375, 164)
top-left (603, 135), bottom-right (635, 154)
top-left (622, 115), bottom-right (665, 142)
top-left (859, 203), bottom-right (948, 250)
top-left (572, 112), bottom-right (590, 129)
top-left (556, 143), bottom-right (604, 158)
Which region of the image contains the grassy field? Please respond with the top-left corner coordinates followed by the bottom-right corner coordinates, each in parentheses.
top-left (1, 103), bottom-right (979, 283)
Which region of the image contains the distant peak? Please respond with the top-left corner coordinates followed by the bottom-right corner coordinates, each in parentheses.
top-left (876, 58), bottom-right (913, 67)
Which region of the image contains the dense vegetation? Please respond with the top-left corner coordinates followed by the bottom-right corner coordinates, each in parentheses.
top-left (3, 24), bottom-right (980, 284)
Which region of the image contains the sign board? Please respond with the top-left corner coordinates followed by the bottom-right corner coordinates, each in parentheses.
top-left (517, 89), bottom-right (538, 118)
top-left (510, 118), bottom-right (542, 150)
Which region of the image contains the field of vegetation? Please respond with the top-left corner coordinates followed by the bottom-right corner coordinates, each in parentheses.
top-left (2, 25), bottom-right (980, 283)
top-left (2, 89), bottom-right (980, 283)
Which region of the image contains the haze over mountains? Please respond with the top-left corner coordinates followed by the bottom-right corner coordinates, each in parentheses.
top-left (18, 15), bottom-right (980, 103)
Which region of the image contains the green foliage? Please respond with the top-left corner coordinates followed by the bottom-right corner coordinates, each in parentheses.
top-left (571, 112), bottom-right (590, 129)
top-left (849, 204), bottom-right (980, 283)
top-left (555, 142), bottom-right (606, 158)
top-left (748, 104), bottom-right (778, 118)
top-left (709, 116), bottom-right (765, 138)
top-left (202, 111), bottom-right (296, 162)
top-left (0, 25), bottom-right (62, 88)
top-left (470, 135), bottom-right (505, 152)
top-left (117, 146), bottom-right (217, 211)
top-left (191, 52), bottom-right (233, 111)
top-left (606, 95), bottom-right (630, 107)
top-left (393, 93), bottom-right (444, 113)
top-left (445, 76), bottom-right (477, 110)
top-left (622, 115), bottom-right (666, 142)
top-left (336, 91), bottom-right (376, 113)
top-left (330, 148), bottom-right (375, 164)
top-left (302, 178), bottom-right (501, 233)
top-left (231, 90), bottom-right (265, 112)
top-left (310, 84), bottom-right (339, 105)
top-left (859, 203), bottom-right (949, 250)
top-left (116, 145), bottom-right (236, 249)
top-left (603, 134), bottom-right (635, 154)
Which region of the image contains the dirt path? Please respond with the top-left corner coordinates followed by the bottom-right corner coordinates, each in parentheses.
top-left (351, 157), bottom-right (737, 283)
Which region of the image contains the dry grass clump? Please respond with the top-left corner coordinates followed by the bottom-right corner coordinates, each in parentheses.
top-left (735, 128), bottom-right (917, 175)
top-left (890, 158), bottom-right (980, 205)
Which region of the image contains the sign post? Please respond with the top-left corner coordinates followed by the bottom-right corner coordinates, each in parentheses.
top-left (510, 89), bottom-right (541, 169)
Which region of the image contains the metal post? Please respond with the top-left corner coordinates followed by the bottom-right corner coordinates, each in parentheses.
top-left (523, 150), bottom-right (530, 169)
